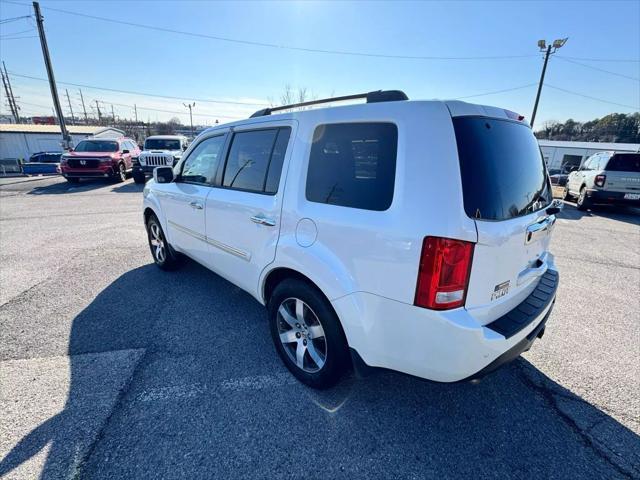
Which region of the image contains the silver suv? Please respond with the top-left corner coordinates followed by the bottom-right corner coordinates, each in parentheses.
top-left (564, 152), bottom-right (640, 210)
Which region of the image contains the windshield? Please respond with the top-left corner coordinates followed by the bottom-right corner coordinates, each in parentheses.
top-left (605, 153), bottom-right (640, 172)
top-left (454, 117), bottom-right (552, 221)
top-left (145, 139), bottom-right (181, 150)
top-left (74, 140), bottom-right (118, 152)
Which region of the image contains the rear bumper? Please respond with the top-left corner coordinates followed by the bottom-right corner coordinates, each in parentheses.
top-left (586, 189), bottom-right (640, 206)
top-left (332, 269), bottom-right (559, 383)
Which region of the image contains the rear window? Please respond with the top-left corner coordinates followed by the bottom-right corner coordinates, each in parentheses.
top-left (605, 154), bottom-right (640, 172)
top-left (306, 123), bottom-right (397, 211)
top-left (453, 117), bottom-right (551, 220)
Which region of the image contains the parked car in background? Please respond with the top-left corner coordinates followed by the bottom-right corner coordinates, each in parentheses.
top-left (548, 166), bottom-right (576, 187)
top-left (142, 90), bottom-right (560, 389)
top-left (564, 152), bottom-right (640, 210)
top-left (23, 152), bottom-right (62, 175)
top-left (132, 135), bottom-right (188, 184)
top-left (60, 137), bottom-right (140, 183)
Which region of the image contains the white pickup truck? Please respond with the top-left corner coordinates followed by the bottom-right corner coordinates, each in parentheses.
top-left (133, 135), bottom-right (188, 184)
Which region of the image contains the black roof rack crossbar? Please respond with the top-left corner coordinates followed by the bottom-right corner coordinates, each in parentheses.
top-left (250, 90), bottom-right (408, 118)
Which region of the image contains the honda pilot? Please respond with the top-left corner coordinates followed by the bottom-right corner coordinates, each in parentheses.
top-left (142, 90), bottom-right (560, 388)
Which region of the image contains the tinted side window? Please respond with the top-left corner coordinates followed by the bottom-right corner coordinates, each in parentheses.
top-left (223, 129), bottom-right (279, 192)
top-left (306, 123), bottom-right (397, 211)
top-left (264, 128), bottom-right (291, 194)
top-left (605, 153), bottom-right (640, 172)
top-left (180, 135), bottom-right (225, 184)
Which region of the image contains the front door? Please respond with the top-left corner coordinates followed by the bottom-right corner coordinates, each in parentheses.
top-left (205, 124), bottom-right (294, 296)
top-left (159, 134), bottom-right (227, 266)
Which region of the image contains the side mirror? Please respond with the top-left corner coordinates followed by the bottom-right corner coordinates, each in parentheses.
top-left (122, 149), bottom-right (130, 154)
top-left (182, 144), bottom-right (188, 151)
top-left (153, 166), bottom-right (174, 184)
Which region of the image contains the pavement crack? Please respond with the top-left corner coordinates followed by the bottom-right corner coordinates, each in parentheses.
top-left (514, 362), bottom-right (637, 479)
top-left (70, 349), bottom-right (149, 480)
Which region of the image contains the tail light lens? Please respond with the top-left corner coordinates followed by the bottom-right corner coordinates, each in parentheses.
top-left (415, 237), bottom-right (474, 310)
top-left (594, 174), bottom-right (606, 187)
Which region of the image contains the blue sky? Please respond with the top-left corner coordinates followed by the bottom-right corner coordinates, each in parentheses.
top-left (0, 0), bottom-right (638, 128)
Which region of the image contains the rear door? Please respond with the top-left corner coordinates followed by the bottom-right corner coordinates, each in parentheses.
top-left (204, 123), bottom-right (295, 295)
top-left (452, 115), bottom-right (556, 325)
top-left (603, 153), bottom-right (640, 195)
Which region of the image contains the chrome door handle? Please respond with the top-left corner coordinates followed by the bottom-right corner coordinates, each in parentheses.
top-left (189, 201), bottom-right (203, 210)
top-left (250, 215), bottom-right (276, 226)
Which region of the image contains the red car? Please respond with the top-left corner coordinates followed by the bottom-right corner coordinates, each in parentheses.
top-left (60, 137), bottom-right (140, 183)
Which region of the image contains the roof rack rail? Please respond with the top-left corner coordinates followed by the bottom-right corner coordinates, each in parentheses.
top-left (250, 89), bottom-right (408, 118)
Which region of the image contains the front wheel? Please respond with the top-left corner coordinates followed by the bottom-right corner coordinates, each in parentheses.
top-left (562, 187), bottom-right (572, 201)
top-left (65, 177), bottom-right (80, 184)
top-left (146, 215), bottom-right (181, 270)
top-left (113, 163), bottom-right (127, 183)
top-left (268, 279), bottom-right (349, 389)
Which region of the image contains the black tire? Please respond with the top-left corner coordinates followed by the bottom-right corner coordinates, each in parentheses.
top-left (133, 171), bottom-right (146, 184)
top-left (268, 279), bottom-right (349, 389)
top-left (146, 214), bottom-right (181, 270)
top-left (562, 187), bottom-right (572, 201)
top-left (113, 162), bottom-right (127, 183)
top-left (66, 177), bottom-right (80, 184)
top-left (576, 186), bottom-right (591, 211)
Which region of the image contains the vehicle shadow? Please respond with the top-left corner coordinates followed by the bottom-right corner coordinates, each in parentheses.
top-left (1, 261), bottom-right (638, 478)
top-left (26, 178), bottom-right (117, 195)
top-left (557, 201), bottom-right (640, 225)
top-left (111, 181), bottom-right (145, 193)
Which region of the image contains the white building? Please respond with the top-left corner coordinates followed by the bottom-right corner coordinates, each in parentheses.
top-left (0, 124), bottom-right (125, 160)
top-left (538, 139), bottom-right (640, 172)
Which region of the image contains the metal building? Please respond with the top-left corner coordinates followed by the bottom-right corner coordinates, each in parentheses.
top-left (538, 139), bottom-right (640, 172)
top-left (0, 124), bottom-right (125, 160)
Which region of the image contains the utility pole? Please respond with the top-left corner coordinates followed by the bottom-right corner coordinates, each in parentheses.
top-left (33, 1), bottom-right (72, 149)
top-left (111, 104), bottom-right (116, 125)
top-left (79, 89), bottom-right (88, 124)
top-left (2, 62), bottom-right (21, 123)
top-left (1, 69), bottom-right (19, 123)
top-left (183, 102), bottom-right (195, 137)
top-left (134, 104), bottom-right (138, 124)
top-left (531, 37), bottom-right (568, 128)
top-left (95, 100), bottom-right (102, 124)
top-left (65, 89), bottom-right (75, 125)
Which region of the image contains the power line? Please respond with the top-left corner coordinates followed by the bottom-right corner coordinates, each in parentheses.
top-left (7, 70), bottom-right (270, 106)
top-left (0, 35), bottom-right (38, 40)
top-left (545, 84), bottom-right (639, 111)
top-left (3, 0), bottom-right (536, 61)
top-left (559, 55), bottom-right (640, 63)
top-left (0, 27), bottom-right (35, 37)
top-left (555, 56), bottom-right (640, 82)
top-left (0, 15), bottom-right (32, 24)
top-left (454, 83), bottom-right (537, 99)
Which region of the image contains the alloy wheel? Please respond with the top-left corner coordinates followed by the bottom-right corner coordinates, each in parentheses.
top-left (149, 222), bottom-right (166, 263)
top-left (276, 297), bottom-right (327, 373)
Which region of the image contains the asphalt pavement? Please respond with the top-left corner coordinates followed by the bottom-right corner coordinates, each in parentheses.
top-left (0, 176), bottom-right (638, 479)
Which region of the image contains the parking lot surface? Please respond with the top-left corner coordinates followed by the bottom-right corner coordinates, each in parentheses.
top-left (1, 176), bottom-right (639, 479)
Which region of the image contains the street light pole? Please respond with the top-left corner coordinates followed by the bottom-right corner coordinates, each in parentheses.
top-left (530, 37), bottom-right (568, 128)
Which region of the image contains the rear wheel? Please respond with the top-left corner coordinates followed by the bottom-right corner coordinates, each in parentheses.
top-left (268, 279), bottom-right (349, 389)
top-left (576, 186), bottom-right (591, 210)
top-left (146, 215), bottom-right (181, 270)
top-left (133, 171), bottom-right (146, 184)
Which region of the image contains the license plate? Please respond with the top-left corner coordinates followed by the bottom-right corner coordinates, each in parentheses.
top-left (624, 193), bottom-right (640, 200)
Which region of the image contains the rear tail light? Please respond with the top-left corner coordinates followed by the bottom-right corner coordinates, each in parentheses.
top-left (594, 174), bottom-right (606, 187)
top-left (414, 237), bottom-right (474, 310)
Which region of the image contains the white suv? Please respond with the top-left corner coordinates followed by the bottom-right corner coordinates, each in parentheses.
top-left (133, 135), bottom-right (188, 184)
top-left (142, 91), bottom-right (560, 388)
